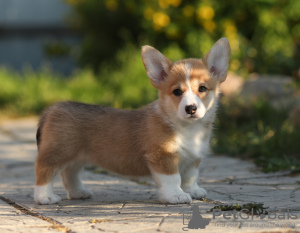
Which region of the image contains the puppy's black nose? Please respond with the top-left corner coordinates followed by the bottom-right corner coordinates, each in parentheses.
top-left (185, 105), bottom-right (197, 115)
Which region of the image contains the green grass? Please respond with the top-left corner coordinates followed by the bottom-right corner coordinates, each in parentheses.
top-left (212, 96), bottom-right (300, 173)
top-left (0, 45), bottom-right (157, 117)
top-left (0, 45), bottom-right (299, 173)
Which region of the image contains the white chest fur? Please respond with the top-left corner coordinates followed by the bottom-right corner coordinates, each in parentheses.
top-left (175, 120), bottom-right (211, 160)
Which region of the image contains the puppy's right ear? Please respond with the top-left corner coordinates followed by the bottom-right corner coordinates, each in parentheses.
top-left (142, 46), bottom-right (173, 88)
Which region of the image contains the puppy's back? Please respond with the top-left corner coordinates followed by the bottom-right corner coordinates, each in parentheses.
top-left (37, 101), bottom-right (109, 146)
top-left (36, 101), bottom-right (152, 176)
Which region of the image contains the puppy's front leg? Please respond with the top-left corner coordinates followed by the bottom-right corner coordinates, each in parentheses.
top-left (146, 153), bottom-right (192, 204)
top-left (181, 159), bottom-right (207, 199)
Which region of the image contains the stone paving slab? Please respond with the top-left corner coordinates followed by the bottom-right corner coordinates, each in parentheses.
top-left (0, 118), bottom-right (299, 233)
top-left (0, 199), bottom-right (57, 233)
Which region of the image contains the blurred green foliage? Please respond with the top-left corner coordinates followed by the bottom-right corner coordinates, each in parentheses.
top-left (66, 0), bottom-right (300, 75)
top-left (0, 44), bottom-right (299, 172)
top-left (0, 46), bottom-right (155, 117)
top-left (1, 0), bottom-right (299, 173)
top-left (212, 97), bottom-right (300, 172)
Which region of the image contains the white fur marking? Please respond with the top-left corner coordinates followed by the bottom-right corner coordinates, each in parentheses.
top-left (184, 62), bottom-right (192, 82)
top-left (177, 62), bottom-right (207, 120)
top-left (34, 182), bottom-right (61, 205)
top-left (175, 121), bottom-right (211, 161)
top-left (151, 171), bottom-right (192, 204)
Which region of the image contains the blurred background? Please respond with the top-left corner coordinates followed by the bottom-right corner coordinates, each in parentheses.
top-left (0, 0), bottom-right (299, 172)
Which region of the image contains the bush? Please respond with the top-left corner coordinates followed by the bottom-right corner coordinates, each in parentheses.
top-left (213, 96), bottom-right (300, 172)
top-left (0, 45), bottom-right (156, 117)
top-left (66, 0), bottom-right (300, 75)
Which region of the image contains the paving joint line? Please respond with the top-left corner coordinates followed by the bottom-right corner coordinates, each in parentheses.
top-left (0, 195), bottom-right (73, 233)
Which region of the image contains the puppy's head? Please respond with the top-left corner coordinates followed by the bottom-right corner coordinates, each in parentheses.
top-left (142, 38), bottom-right (230, 121)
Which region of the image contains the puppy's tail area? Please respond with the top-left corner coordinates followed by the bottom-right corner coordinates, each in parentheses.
top-left (36, 107), bottom-right (51, 147)
top-left (36, 126), bottom-right (42, 146)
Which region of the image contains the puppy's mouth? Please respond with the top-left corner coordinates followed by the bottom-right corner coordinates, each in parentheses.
top-left (187, 114), bottom-right (199, 119)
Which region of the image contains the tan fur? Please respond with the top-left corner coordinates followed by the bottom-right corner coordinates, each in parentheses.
top-left (35, 60), bottom-right (212, 185)
top-left (36, 70), bottom-right (216, 184)
top-left (35, 38), bottom-right (230, 200)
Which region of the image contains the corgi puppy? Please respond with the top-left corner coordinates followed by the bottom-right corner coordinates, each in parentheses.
top-left (34, 38), bottom-right (230, 205)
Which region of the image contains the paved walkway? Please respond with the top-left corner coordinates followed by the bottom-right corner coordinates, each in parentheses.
top-left (0, 118), bottom-right (299, 233)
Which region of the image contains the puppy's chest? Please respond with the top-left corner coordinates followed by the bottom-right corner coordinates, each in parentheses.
top-left (175, 123), bottom-right (211, 159)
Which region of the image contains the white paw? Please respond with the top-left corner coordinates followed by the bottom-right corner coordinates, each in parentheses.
top-left (187, 187), bottom-right (207, 199)
top-left (159, 189), bottom-right (192, 204)
top-left (34, 185), bottom-right (61, 205)
top-left (34, 193), bottom-right (61, 205)
top-left (168, 192), bottom-right (192, 204)
top-left (68, 188), bottom-right (93, 199)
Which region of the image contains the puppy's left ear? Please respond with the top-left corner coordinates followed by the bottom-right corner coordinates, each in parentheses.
top-left (203, 38), bottom-right (231, 83)
top-left (141, 45), bottom-right (173, 89)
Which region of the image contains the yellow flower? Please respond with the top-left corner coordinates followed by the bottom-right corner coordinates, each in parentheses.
top-left (168, 0), bottom-right (181, 7)
top-left (105, 0), bottom-right (118, 11)
top-left (226, 25), bottom-right (237, 35)
top-left (159, 0), bottom-right (169, 9)
top-left (203, 20), bottom-right (216, 33)
top-left (183, 5), bottom-right (194, 17)
top-left (224, 20), bottom-right (237, 38)
top-left (159, 0), bottom-right (181, 8)
top-left (153, 12), bottom-right (170, 30)
top-left (197, 6), bottom-right (215, 20)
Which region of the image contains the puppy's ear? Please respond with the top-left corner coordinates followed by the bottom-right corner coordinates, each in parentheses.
top-left (203, 38), bottom-right (231, 83)
top-left (141, 46), bottom-right (173, 88)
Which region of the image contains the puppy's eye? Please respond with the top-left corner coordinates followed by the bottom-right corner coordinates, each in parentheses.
top-left (173, 89), bottom-right (183, 96)
top-left (199, 86), bottom-right (207, 92)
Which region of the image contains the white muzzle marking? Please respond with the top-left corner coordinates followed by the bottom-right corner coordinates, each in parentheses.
top-left (177, 62), bottom-right (207, 120)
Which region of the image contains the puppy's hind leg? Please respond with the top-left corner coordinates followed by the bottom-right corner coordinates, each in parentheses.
top-left (61, 162), bottom-right (93, 200)
top-left (34, 157), bottom-right (62, 205)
